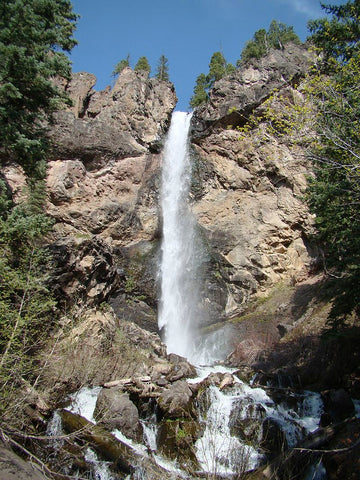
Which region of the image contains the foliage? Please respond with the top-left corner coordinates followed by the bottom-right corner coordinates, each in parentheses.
top-left (306, 56), bottom-right (360, 316)
top-left (189, 52), bottom-right (235, 109)
top-left (112, 54), bottom-right (130, 77)
top-left (134, 56), bottom-right (151, 73)
top-left (0, 182), bottom-right (56, 420)
top-left (239, 20), bottom-right (301, 65)
top-left (306, 0), bottom-right (360, 317)
top-left (308, 0), bottom-right (360, 62)
top-left (207, 51), bottom-right (235, 88)
top-left (0, 0), bottom-right (78, 179)
top-left (155, 54), bottom-right (170, 81)
top-left (0, 0), bottom-right (78, 426)
top-left (189, 73), bottom-right (208, 108)
top-left (235, 85), bottom-right (316, 142)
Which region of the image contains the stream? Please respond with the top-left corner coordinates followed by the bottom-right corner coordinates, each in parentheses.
top-left (60, 367), bottom-right (325, 479)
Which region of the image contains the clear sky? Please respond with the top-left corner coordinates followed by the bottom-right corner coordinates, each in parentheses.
top-left (69, 0), bottom-right (342, 111)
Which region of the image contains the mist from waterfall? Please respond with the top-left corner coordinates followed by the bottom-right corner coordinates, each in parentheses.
top-left (158, 111), bottom-right (203, 362)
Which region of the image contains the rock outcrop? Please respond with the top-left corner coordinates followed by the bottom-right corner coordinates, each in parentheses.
top-left (2, 46), bottom-right (318, 325)
top-left (47, 68), bottom-right (176, 313)
top-left (190, 45), bottom-right (318, 318)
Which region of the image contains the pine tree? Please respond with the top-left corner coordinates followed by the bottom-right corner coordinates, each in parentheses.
top-left (0, 0), bottom-right (78, 180)
top-left (0, 0), bottom-right (77, 425)
top-left (207, 52), bottom-right (235, 88)
top-left (189, 52), bottom-right (235, 108)
top-left (189, 73), bottom-right (209, 108)
top-left (134, 56), bottom-right (151, 73)
top-left (239, 20), bottom-right (300, 65)
top-left (306, 0), bottom-right (360, 317)
top-left (308, 0), bottom-right (360, 62)
top-left (112, 54), bottom-right (130, 76)
top-left (155, 55), bottom-right (170, 81)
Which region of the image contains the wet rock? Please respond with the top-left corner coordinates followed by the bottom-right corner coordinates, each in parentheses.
top-left (166, 361), bottom-right (197, 382)
top-left (229, 399), bottom-right (266, 442)
top-left (158, 381), bottom-right (195, 419)
top-left (157, 418), bottom-right (201, 469)
top-left (321, 389), bottom-right (355, 425)
top-left (94, 389), bottom-right (143, 442)
top-left (261, 418), bottom-right (288, 459)
top-left (219, 373), bottom-right (235, 390)
top-left (60, 409), bottom-right (133, 473)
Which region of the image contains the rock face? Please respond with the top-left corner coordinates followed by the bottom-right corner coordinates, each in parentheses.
top-left (2, 46), bottom-right (317, 327)
top-left (46, 68), bottom-right (176, 312)
top-left (50, 68), bottom-right (177, 163)
top-left (192, 44), bottom-right (314, 135)
top-left (189, 45), bottom-right (317, 317)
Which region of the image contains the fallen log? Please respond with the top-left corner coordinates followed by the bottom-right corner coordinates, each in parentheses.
top-left (59, 409), bottom-right (133, 474)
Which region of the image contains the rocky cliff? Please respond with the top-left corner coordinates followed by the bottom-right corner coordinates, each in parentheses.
top-left (4, 45), bottom-right (317, 328)
top-left (189, 45), bottom-right (317, 320)
top-left (40, 69), bottom-right (175, 320)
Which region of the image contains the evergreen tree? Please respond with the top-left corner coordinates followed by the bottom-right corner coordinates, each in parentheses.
top-left (0, 0), bottom-right (78, 180)
top-left (308, 0), bottom-right (360, 62)
top-left (306, 0), bottom-right (360, 316)
top-left (189, 52), bottom-right (235, 108)
top-left (207, 52), bottom-right (235, 88)
top-left (112, 54), bottom-right (130, 76)
top-left (134, 56), bottom-right (151, 73)
top-left (155, 54), bottom-right (170, 81)
top-left (240, 20), bottom-right (300, 64)
top-left (237, 29), bottom-right (268, 65)
top-left (0, 181), bottom-right (55, 420)
top-left (189, 73), bottom-right (209, 108)
top-left (0, 0), bottom-right (77, 425)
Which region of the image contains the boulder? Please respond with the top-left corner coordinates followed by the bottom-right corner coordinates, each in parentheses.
top-left (94, 389), bottom-right (143, 442)
top-left (158, 381), bottom-right (195, 419)
top-left (321, 389), bottom-right (355, 425)
top-left (157, 418), bottom-right (201, 469)
top-left (0, 443), bottom-right (49, 480)
top-left (166, 360), bottom-right (197, 382)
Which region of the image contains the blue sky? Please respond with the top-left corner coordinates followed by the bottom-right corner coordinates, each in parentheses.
top-left (70, 0), bottom-right (342, 111)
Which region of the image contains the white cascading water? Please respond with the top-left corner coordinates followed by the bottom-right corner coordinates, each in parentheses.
top-left (158, 111), bottom-right (203, 362)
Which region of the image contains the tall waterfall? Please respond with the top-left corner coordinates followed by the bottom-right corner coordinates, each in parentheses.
top-left (158, 111), bottom-right (202, 361)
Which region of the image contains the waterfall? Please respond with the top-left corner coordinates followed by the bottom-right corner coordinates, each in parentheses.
top-left (158, 111), bottom-right (202, 362)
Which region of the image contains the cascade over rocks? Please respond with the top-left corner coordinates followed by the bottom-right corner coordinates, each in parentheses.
top-left (2, 42), bottom-right (360, 480)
